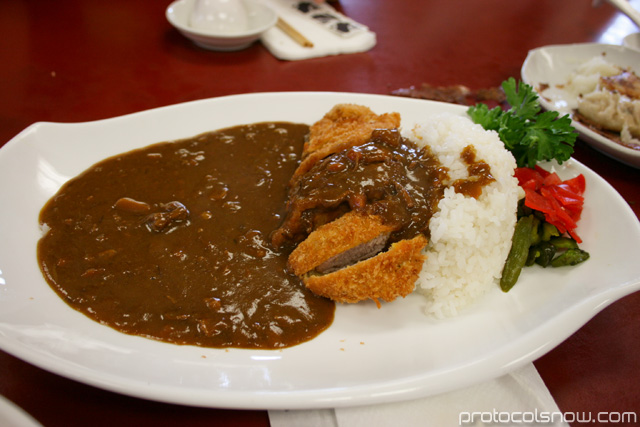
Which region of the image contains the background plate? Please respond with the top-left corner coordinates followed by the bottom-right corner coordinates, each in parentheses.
top-left (521, 43), bottom-right (640, 169)
top-left (1, 92), bottom-right (639, 409)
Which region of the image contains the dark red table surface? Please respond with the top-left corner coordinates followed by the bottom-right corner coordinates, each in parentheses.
top-left (1, 1), bottom-right (639, 426)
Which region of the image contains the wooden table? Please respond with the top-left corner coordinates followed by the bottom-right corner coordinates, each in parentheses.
top-left (1, 1), bottom-right (639, 425)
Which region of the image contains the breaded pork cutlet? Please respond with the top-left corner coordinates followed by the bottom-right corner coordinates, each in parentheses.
top-left (274, 104), bottom-right (430, 308)
top-left (288, 211), bottom-right (395, 276)
top-left (291, 104), bottom-right (401, 183)
top-left (271, 104), bottom-right (402, 248)
top-left (303, 235), bottom-right (427, 308)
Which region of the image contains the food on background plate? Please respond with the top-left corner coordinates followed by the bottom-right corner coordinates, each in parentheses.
top-left (542, 55), bottom-right (640, 150)
top-left (392, 82), bottom-right (508, 109)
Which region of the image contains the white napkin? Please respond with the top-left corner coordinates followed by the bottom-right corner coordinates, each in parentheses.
top-left (260, 0), bottom-right (376, 61)
top-left (268, 363), bottom-right (569, 427)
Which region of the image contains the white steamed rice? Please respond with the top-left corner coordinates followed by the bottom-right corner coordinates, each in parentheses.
top-left (404, 113), bottom-right (521, 318)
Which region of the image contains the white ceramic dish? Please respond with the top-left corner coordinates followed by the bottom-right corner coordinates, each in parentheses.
top-left (521, 43), bottom-right (640, 169)
top-left (166, 0), bottom-right (277, 51)
top-left (1, 93), bottom-right (639, 410)
top-left (623, 32), bottom-right (640, 50)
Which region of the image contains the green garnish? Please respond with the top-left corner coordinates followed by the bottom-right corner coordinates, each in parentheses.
top-left (500, 215), bottom-right (534, 292)
top-left (467, 78), bottom-right (577, 168)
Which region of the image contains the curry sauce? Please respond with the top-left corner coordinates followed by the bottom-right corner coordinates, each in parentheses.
top-left (37, 122), bottom-right (335, 349)
top-left (272, 129), bottom-right (450, 248)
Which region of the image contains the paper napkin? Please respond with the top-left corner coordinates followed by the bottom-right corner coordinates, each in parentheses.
top-left (268, 362), bottom-right (569, 427)
top-left (260, 0), bottom-right (376, 61)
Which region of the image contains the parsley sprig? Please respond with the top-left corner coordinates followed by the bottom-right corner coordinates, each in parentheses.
top-left (467, 78), bottom-right (577, 168)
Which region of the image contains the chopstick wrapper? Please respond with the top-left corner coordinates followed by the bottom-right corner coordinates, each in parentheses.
top-left (268, 363), bottom-right (569, 427)
top-left (260, 0), bottom-right (376, 61)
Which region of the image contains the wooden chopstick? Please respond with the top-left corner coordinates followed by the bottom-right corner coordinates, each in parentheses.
top-left (276, 17), bottom-right (314, 48)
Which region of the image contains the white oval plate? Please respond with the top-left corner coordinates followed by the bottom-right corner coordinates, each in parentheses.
top-left (1, 92), bottom-right (639, 410)
top-left (521, 43), bottom-right (640, 169)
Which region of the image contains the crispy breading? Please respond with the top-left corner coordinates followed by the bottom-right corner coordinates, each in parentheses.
top-left (280, 103), bottom-right (429, 308)
top-left (288, 211), bottom-right (395, 276)
top-left (302, 235), bottom-right (428, 308)
top-left (291, 104), bottom-right (401, 183)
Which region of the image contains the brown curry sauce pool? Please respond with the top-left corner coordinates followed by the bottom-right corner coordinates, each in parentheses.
top-left (38, 122), bottom-right (336, 349)
top-left (37, 121), bottom-right (493, 349)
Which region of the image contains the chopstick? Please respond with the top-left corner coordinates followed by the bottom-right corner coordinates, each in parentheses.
top-left (276, 17), bottom-right (314, 48)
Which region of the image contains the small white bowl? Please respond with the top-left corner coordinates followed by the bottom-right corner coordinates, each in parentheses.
top-left (623, 32), bottom-right (640, 51)
top-left (166, 0), bottom-right (277, 51)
